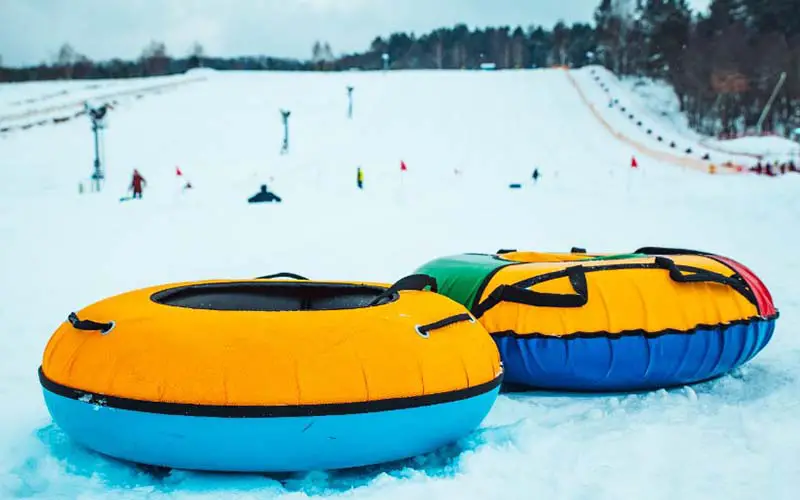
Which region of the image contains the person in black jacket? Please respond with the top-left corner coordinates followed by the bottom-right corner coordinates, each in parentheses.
top-left (248, 184), bottom-right (281, 203)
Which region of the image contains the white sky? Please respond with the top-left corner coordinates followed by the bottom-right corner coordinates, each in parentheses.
top-left (0, 0), bottom-right (712, 67)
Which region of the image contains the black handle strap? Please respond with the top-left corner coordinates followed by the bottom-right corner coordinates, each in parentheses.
top-left (68, 312), bottom-right (114, 334)
top-left (645, 250), bottom-right (759, 305)
top-left (367, 274), bottom-right (438, 306)
top-left (255, 272), bottom-right (309, 280)
top-left (415, 313), bottom-right (475, 338)
top-left (473, 265), bottom-right (588, 318)
top-left (653, 257), bottom-right (752, 299)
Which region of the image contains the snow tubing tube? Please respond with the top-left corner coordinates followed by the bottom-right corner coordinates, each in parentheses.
top-left (39, 273), bottom-right (502, 472)
top-left (415, 247), bottom-right (777, 392)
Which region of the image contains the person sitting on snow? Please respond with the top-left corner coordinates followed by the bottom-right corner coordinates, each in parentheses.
top-left (248, 184), bottom-right (281, 203)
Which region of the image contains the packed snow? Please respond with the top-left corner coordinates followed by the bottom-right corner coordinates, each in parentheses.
top-left (1, 67), bottom-right (798, 499)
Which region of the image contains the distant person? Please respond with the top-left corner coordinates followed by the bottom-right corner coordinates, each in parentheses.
top-left (248, 184), bottom-right (281, 203)
top-left (130, 169), bottom-right (146, 199)
top-left (780, 163), bottom-right (787, 175)
top-left (532, 168), bottom-right (540, 183)
top-left (789, 160), bottom-right (797, 172)
top-left (357, 167), bottom-right (364, 189)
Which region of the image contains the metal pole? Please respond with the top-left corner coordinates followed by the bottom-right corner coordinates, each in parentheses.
top-left (347, 86), bottom-right (354, 119)
top-left (280, 110), bottom-right (290, 154)
top-left (757, 72), bottom-right (787, 134)
top-left (92, 121), bottom-right (102, 191)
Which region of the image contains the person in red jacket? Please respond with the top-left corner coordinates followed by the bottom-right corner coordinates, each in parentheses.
top-left (131, 169), bottom-right (146, 199)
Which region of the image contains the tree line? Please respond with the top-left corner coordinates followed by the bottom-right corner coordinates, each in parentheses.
top-left (1, 0), bottom-right (797, 136)
top-left (0, 41), bottom-right (308, 83)
top-left (594, 0), bottom-right (800, 136)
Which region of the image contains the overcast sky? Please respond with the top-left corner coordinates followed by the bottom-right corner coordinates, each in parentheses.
top-left (0, 0), bottom-right (712, 67)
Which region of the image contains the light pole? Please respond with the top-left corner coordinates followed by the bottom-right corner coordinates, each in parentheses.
top-left (347, 86), bottom-right (354, 119)
top-left (280, 109), bottom-right (291, 154)
top-left (85, 102), bottom-right (109, 192)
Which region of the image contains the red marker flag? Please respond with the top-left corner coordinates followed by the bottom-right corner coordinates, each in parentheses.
top-left (400, 160), bottom-right (407, 172)
top-left (176, 166), bottom-right (183, 176)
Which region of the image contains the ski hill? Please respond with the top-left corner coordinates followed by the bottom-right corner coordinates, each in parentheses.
top-left (1, 66), bottom-right (799, 500)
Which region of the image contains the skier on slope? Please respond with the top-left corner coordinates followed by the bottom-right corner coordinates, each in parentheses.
top-left (130, 169), bottom-right (146, 199)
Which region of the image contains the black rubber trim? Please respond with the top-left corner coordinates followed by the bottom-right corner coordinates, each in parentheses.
top-left (634, 246), bottom-right (711, 256)
top-left (67, 312), bottom-right (114, 334)
top-left (417, 313), bottom-right (474, 336)
top-left (38, 367), bottom-right (503, 418)
top-left (488, 313), bottom-right (778, 340)
top-left (474, 265), bottom-right (588, 318)
top-left (150, 281), bottom-right (395, 311)
top-left (255, 272), bottom-right (309, 280)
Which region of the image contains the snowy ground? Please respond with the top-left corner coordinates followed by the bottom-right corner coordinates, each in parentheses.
top-left (607, 68), bottom-right (800, 164)
top-left (1, 68), bottom-right (799, 499)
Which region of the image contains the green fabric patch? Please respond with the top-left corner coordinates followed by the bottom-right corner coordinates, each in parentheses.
top-left (414, 254), bottom-right (510, 309)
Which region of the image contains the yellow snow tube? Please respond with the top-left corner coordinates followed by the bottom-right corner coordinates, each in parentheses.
top-left (474, 254), bottom-right (761, 336)
top-left (41, 274), bottom-right (502, 408)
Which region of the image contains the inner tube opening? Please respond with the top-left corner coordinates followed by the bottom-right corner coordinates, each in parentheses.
top-left (151, 282), bottom-right (394, 312)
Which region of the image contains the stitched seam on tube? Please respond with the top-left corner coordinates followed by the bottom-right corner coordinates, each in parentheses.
top-left (488, 314), bottom-right (778, 340)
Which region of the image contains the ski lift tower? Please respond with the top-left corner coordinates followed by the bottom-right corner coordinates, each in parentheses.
top-left (85, 102), bottom-right (109, 192)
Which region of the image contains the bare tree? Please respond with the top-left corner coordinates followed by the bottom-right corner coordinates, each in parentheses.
top-left (56, 43), bottom-right (78, 78)
top-left (595, 0), bottom-right (637, 74)
top-left (322, 42), bottom-right (334, 62)
top-left (552, 22), bottom-right (570, 66)
top-left (311, 41), bottom-right (322, 63)
top-left (188, 42), bottom-right (205, 68)
top-left (140, 41), bottom-right (170, 75)
top-left (311, 41), bottom-right (334, 69)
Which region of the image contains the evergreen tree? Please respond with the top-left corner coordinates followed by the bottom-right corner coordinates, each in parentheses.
top-left (642, 0), bottom-right (692, 77)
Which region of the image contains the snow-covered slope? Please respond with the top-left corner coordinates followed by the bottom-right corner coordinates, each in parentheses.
top-left (0, 73), bottom-right (206, 132)
top-left (585, 65), bottom-right (800, 164)
top-left (1, 68), bottom-right (798, 500)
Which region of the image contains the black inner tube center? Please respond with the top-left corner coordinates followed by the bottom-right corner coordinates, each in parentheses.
top-left (151, 282), bottom-right (394, 311)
